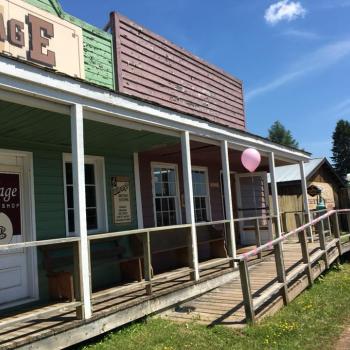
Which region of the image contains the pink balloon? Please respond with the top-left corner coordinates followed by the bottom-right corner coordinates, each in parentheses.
top-left (241, 148), bottom-right (261, 173)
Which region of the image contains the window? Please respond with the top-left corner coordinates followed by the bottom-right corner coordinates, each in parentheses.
top-left (152, 164), bottom-right (180, 227)
top-left (192, 168), bottom-right (211, 222)
top-left (63, 154), bottom-right (107, 235)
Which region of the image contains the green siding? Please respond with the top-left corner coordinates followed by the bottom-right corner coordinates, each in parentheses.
top-left (83, 30), bottom-right (115, 90)
top-left (25, 0), bottom-right (62, 15)
top-left (25, 0), bottom-right (115, 90)
top-left (0, 101), bottom-right (178, 302)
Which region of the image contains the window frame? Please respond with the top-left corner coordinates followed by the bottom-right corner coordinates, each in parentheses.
top-left (192, 166), bottom-right (212, 223)
top-left (63, 153), bottom-right (108, 236)
top-left (151, 162), bottom-right (182, 227)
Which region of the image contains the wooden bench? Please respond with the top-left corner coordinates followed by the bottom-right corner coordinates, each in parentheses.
top-left (39, 229), bottom-right (228, 301)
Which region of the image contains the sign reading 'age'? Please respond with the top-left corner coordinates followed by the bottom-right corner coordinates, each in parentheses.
top-left (0, 0), bottom-right (85, 79)
top-left (0, 13), bottom-right (55, 66)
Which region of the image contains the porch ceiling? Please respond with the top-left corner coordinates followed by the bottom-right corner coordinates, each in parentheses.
top-left (0, 100), bottom-right (178, 154)
top-left (141, 141), bottom-right (292, 172)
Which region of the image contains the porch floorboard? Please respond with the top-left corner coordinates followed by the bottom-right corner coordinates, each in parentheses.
top-left (0, 241), bottom-right (341, 349)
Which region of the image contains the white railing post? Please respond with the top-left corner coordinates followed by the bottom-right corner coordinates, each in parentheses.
top-left (268, 152), bottom-right (282, 238)
top-left (181, 131), bottom-right (199, 281)
top-left (133, 152), bottom-right (144, 229)
top-left (299, 161), bottom-right (313, 242)
top-left (221, 140), bottom-right (236, 265)
top-left (71, 104), bottom-right (92, 319)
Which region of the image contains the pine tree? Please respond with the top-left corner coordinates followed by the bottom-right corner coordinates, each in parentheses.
top-left (267, 121), bottom-right (300, 149)
top-left (331, 119), bottom-right (350, 179)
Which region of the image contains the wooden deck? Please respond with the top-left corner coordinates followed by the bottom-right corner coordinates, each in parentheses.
top-left (0, 258), bottom-right (236, 350)
top-left (0, 239), bottom-right (348, 349)
top-left (161, 240), bottom-right (346, 327)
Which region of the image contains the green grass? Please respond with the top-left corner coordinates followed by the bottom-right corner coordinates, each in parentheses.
top-left (79, 262), bottom-right (350, 350)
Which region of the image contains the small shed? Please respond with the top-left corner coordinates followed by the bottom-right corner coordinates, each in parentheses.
top-left (269, 158), bottom-right (348, 232)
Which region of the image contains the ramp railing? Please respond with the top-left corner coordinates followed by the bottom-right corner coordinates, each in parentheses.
top-left (234, 209), bottom-right (350, 323)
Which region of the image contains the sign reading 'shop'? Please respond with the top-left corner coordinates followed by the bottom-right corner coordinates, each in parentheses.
top-left (0, 0), bottom-right (85, 78)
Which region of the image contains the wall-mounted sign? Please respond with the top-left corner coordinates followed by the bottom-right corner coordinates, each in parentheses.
top-left (0, 173), bottom-right (21, 245)
top-left (0, 0), bottom-right (84, 78)
top-left (307, 184), bottom-right (321, 197)
top-left (308, 181), bottom-right (335, 210)
top-left (112, 176), bottom-right (132, 224)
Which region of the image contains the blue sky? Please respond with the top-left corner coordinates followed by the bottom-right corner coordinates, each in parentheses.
top-left (60, 0), bottom-right (350, 158)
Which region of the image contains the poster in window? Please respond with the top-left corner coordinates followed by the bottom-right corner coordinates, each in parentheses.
top-left (0, 173), bottom-right (21, 244)
top-left (112, 176), bottom-right (132, 224)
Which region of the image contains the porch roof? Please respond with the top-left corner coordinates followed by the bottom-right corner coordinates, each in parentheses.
top-left (0, 55), bottom-right (310, 163)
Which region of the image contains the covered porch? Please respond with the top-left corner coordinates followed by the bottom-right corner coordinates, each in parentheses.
top-left (0, 56), bottom-right (311, 348)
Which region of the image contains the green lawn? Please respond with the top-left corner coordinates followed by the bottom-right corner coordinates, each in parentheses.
top-left (79, 262), bottom-right (350, 350)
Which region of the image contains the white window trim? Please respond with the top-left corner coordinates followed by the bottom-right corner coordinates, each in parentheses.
top-left (192, 166), bottom-right (212, 222)
top-left (151, 162), bottom-right (182, 227)
top-left (63, 153), bottom-right (108, 236)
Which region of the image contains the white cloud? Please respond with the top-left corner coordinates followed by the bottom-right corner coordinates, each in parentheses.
top-left (265, 1), bottom-right (306, 25)
top-left (246, 39), bottom-right (350, 101)
top-left (283, 29), bottom-right (320, 40)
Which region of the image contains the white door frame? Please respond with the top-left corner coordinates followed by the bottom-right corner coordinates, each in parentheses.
top-left (0, 148), bottom-right (38, 309)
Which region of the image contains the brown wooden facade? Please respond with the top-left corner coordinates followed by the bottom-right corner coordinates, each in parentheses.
top-left (109, 12), bottom-right (246, 131)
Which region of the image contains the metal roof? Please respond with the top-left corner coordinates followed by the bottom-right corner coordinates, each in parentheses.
top-left (268, 158), bottom-right (324, 183)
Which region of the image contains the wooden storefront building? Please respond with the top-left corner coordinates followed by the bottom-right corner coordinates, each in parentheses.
top-left (0, 0), bottom-right (319, 348)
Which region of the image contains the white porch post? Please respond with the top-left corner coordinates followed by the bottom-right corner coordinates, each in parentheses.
top-left (133, 152), bottom-right (144, 229)
top-left (181, 131), bottom-right (199, 281)
top-left (71, 104), bottom-right (92, 319)
top-left (268, 152), bottom-right (282, 238)
top-left (220, 140), bottom-right (236, 263)
top-left (299, 161), bottom-right (313, 242)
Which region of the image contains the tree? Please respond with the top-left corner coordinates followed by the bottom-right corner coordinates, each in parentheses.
top-left (331, 119), bottom-right (350, 180)
top-left (267, 121), bottom-right (300, 149)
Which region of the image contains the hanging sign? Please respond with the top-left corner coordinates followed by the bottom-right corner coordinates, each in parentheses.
top-left (0, 173), bottom-right (21, 245)
top-left (0, 0), bottom-right (85, 78)
top-left (112, 176), bottom-right (132, 224)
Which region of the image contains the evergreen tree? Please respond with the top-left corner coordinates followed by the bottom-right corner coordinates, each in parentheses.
top-left (331, 119), bottom-right (350, 179)
top-left (267, 121), bottom-right (300, 149)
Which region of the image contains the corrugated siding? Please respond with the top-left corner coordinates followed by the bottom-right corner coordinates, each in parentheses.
top-left (113, 13), bottom-right (246, 130)
top-left (25, 0), bottom-right (115, 90)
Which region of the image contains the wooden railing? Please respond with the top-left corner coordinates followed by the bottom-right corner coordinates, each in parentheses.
top-left (0, 212), bottom-right (307, 328)
top-left (234, 209), bottom-right (350, 323)
top-left (0, 219), bottom-right (232, 325)
top-left (0, 236), bottom-right (84, 323)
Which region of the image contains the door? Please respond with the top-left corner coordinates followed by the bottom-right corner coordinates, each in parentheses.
top-left (235, 172), bottom-right (272, 246)
top-left (0, 162), bottom-right (30, 306)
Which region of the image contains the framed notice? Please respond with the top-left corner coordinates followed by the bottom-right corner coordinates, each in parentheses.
top-left (112, 176), bottom-right (132, 224)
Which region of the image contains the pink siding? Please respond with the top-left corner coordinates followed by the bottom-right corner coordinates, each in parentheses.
top-left (110, 13), bottom-right (246, 131)
top-left (138, 144), bottom-right (224, 228)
